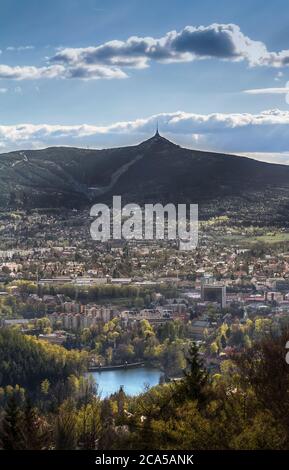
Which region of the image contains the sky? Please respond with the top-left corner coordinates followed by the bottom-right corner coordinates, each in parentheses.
top-left (1, 0), bottom-right (289, 163)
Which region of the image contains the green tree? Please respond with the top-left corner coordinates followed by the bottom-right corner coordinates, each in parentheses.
top-left (0, 395), bottom-right (25, 450)
top-left (177, 342), bottom-right (208, 405)
top-left (55, 400), bottom-right (77, 450)
top-left (77, 399), bottom-right (101, 449)
top-left (23, 399), bottom-right (51, 449)
top-left (40, 379), bottom-right (50, 395)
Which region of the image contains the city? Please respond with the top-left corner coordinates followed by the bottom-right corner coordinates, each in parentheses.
top-left (1, 0), bottom-right (289, 462)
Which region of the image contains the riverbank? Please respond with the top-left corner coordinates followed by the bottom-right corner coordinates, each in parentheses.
top-left (88, 361), bottom-right (145, 372)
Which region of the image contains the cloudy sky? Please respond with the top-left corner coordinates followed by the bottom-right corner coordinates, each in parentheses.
top-left (1, 0), bottom-right (289, 163)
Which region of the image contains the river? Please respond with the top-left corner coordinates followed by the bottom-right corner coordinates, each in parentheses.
top-left (88, 367), bottom-right (163, 397)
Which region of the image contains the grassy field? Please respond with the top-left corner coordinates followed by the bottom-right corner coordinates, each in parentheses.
top-left (220, 232), bottom-right (289, 246)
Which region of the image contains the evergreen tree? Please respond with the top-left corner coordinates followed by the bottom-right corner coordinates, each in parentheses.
top-left (177, 342), bottom-right (209, 405)
top-left (221, 334), bottom-right (227, 349)
top-left (77, 400), bottom-right (101, 450)
top-left (0, 395), bottom-right (25, 450)
top-left (55, 400), bottom-right (77, 450)
top-left (98, 399), bottom-right (115, 449)
top-left (116, 386), bottom-right (126, 418)
top-left (23, 399), bottom-right (51, 449)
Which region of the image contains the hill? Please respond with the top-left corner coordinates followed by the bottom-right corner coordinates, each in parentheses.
top-left (1, 131), bottom-right (289, 223)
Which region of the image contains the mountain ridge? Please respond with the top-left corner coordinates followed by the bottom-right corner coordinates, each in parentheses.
top-left (1, 133), bottom-right (289, 224)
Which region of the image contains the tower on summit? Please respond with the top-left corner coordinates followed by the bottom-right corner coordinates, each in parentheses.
top-left (154, 121), bottom-right (160, 137)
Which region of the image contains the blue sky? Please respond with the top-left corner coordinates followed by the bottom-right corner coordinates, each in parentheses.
top-left (1, 0), bottom-right (289, 162)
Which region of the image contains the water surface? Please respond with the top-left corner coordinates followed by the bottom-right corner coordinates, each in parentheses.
top-left (88, 367), bottom-right (162, 397)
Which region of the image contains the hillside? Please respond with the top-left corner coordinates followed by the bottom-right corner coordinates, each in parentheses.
top-left (1, 131), bottom-right (289, 223)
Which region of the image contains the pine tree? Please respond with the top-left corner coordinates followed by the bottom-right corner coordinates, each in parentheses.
top-left (77, 400), bottom-right (101, 449)
top-left (0, 395), bottom-right (25, 450)
top-left (116, 386), bottom-right (126, 418)
top-left (98, 399), bottom-right (115, 449)
top-left (177, 342), bottom-right (209, 405)
top-left (55, 400), bottom-right (77, 450)
top-left (23, 399), bottom-right (51, 449)
top-left (221, 334), bottom-right (227, 349)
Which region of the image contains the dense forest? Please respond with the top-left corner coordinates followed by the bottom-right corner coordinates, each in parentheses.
top-left (0, 328), bottom-right (89, 405)
top-left (1, 327), bottom-right (289, 450)
top-left (68, 318), bottom-right (190, 377)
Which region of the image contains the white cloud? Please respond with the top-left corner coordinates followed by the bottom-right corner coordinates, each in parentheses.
top-left (0, 63), bottom-right (126, 81)
top-left (0, 64), bottom-right (66, 80)
top-left (275, 71), bottom-right (284, 81)
top-left (6, 45), bottom-right (34, 52)
top-left (49, 23), bottom-right (289, 78)
top-left (0, 23), bottom-right (289, 81)
top-left (1, 109), bottom-right (289, 158)
top-left (244, 87), bottom-right (289, 94)
top-left (243, 152), bottom-right (289, 165)
top-left (64, 64), bottom-right (127, 80)
top-left (0, 87), bottom-right (7, 93)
